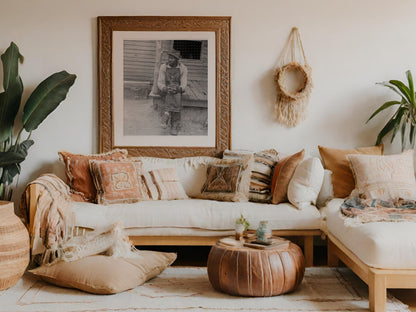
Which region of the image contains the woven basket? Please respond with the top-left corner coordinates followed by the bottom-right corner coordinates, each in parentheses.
top-left (0, 201), bottom-right (29, 290)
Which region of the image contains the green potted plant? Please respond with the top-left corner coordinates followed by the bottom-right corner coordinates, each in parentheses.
top-left (0, 42), bottom-right (76, 200)
top-left (366, 70), bottom-right (416, 151)
top-left (235, 214), bottom-right (250, 240)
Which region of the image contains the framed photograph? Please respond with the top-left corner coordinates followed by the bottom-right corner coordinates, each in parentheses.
top-left (98, 16), bottom-right (231, 158)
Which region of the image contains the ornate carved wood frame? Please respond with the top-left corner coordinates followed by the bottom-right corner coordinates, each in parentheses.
top-left (97, 16), bottom-right (231, 158)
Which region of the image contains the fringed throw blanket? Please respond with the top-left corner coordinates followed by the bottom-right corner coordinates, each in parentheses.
top-left (341, 197), bottom-right (416, 226)
top-left (19, 174), bottom-right (140, 266)
top-left (20, 174), bottom-right (75, 265)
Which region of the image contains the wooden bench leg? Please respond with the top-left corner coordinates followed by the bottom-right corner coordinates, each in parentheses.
top-left (327, 239), bottom-right (340, 267)
top-left (368, 270), bottom-right (386, 312)
top-left (304, 236), bottom-right (314, 267)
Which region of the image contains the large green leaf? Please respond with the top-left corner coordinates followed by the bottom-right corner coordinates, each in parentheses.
top-left (376, 116), bottom-right (396, 145)
top-left (389, 79), bottom-right (412, 104)
top-left (410, 123), bottom-right (416, 148)
top-left (22, 71), bottom-right (76, 132)
top-left (366, 100), bottom-right (401, 123)
top-left (406, 70), bottom-right (415, 108)
top-left (401, 119), bottom-right (407, 151)
top-left (390, 108), bottom-right (406, 143)
top-left (0, 43), bottom-right (24, 143)
top-left (0, 163), bottom-right (20, 184)
top-left (1, 42), bottom-right (23, 91)
top-left (0, 139), bottom-right (34, 167)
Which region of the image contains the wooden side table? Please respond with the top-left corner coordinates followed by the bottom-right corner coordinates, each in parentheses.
top-left (207, 238), bottom-right (305, 297)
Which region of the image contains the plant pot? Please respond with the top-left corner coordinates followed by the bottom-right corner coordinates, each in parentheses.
top-left (235, 223), bottom-right (245, 240)
top-left (0, 201), bottom-right (30, 290)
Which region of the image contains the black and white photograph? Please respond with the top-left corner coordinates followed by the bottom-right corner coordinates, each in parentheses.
top-left (123, 39), bottom-right (208, 137)
top-left (98, 16), bottom-right (231, 157)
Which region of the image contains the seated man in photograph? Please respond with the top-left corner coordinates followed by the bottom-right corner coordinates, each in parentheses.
top-left (157, 49), bottom-right (188, 135)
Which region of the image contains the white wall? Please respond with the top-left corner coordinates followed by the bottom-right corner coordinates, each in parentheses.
top-left (0, 0), bottom-right (414, 204)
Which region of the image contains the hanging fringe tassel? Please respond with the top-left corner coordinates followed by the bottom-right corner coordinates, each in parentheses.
top-left (274, 28), bottom-right (313, 127)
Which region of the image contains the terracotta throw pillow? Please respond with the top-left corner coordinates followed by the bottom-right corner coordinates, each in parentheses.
top-left (199, 156), bottom-right (253, 202)
top-left (318, 145), bottom-right (383, 198)
top-left (89, 159), bottom-right (150, 204)
top-left (348, 150), bottom-right (416, 200)
top-left (29, 251), bottom-right (177, 294)
top-left (271, 149), bottom-right (305, 204)
top-left (58, 149), bottom-right (128, 202)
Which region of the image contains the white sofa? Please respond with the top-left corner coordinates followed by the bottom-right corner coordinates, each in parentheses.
top-left (24, 155), bottom-right (325, 267)
top-left (323, 198), bottom-right (416, 312)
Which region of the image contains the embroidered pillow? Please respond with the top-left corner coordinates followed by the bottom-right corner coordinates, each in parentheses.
top-left (347, 150), bottom-right (416, 201)
top-left (318, 145), bottom-right (383, 198)
top-left (29, 251), bottom-right (177, 295)
top-left (141, 168), bottom-right (188, 200)
top-left (223, 149), bottom-right (279, 203)
top-left (58, 149), bottom-right (128, 202)
top-left (199, 156), bottom-right (253, 202)
top-left (89, 159), bottom-right (149, 204)
top-left (271, 149), bottom-right (305, 204)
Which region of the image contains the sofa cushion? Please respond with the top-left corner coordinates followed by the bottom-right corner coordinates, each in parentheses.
top-left (149, 168), bottom-right (188, 200)
top-left (29, 251), bottom-right (177, 294)
top-left (89, 159), bottom-right (149, 204)
top-left (347, 150), bottom-right (416, 200)
top-left (137, 156), bottom-right (218, 197)
top-left (323, 198), bottom-right (416, 269)
top-left (71, 199), bottom-right (322, 232)
top-left (199, 156), bottom-right (253, 202)
top-left (223, 149), bottom-right (279, 203)
top-left (58, 149), bottom-right (128, 202)
top-left (271, 149), bottom-right (305, 204)
top-left (287, 157), bottom-right (324, 209)
top-left (318, 145), bottom-right (383, 198)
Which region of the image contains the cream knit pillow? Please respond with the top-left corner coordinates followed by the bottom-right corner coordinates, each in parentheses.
top-left (347, 150), bottom-right (416, 200)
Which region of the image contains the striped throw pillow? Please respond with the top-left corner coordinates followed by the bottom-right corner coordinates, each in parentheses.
top-left (142, 168), bottom-right (188, 200)
top-left (223, 149), bottom-right (279, 203)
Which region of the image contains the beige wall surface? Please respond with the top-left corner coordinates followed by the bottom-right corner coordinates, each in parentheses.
top-left (0, 0), bottom-right (414, 203)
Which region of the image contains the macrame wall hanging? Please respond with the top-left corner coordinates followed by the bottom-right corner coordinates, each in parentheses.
top-left (274, 27), bottom-right (313, 127)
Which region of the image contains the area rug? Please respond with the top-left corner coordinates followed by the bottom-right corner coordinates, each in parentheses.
top-left (0, 267), bottom-right (409, 312)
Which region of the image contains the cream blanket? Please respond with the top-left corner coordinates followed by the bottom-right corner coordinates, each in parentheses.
top-left (20, 174), bottom-right (139, 266)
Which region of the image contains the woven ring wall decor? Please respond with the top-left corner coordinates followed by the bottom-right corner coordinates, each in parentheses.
top-left (275, 62), bottom-right (311, 101)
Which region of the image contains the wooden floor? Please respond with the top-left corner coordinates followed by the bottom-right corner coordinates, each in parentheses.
top-left (140, 245), bottom-right (416, 310)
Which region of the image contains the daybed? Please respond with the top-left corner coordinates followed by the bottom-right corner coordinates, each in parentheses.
top-left (321, 149), bottom-right (416, 312)
top-left (21, 153), bottom-right (324, 267)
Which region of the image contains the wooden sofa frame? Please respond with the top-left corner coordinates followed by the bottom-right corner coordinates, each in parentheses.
top-left (26, 184), bottom-right (320, 267)
top-left (327, 232), bottom-right (416, 312)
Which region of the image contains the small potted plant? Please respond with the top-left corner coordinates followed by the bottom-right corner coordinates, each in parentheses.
top-left (235, 214), bottom-right (250, 240)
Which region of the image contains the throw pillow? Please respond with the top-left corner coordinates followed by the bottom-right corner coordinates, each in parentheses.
top-left (199, 155), bottom-right (254, 202)
top-left (287, 157), bottom-right (324, 209)
top-left (271, 149), bottom-right (305, 204)
top-left (347, 150), bottom-right (416, 200)
top-left (142, 168), bottom-right (188, 200)
top-left (89, 159), bottom-right (149, 205)
top-left (29, 251), bottom-right (177, 294)
top-left (316, 169), bottom-right (334, 208)
top-left (223, 149), bottom-right (279, 203)
top-left (58, 149), bottom-right (128, 202)
top-left (318, 144), bottom-right (383, 198)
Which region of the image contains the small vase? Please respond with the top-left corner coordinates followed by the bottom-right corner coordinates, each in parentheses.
top-left (235, 223), bottom-right (245, 240)
top-left (0, 201), bottom-right (30, 290)
top-left (256, 220), bottom-right (271, 241)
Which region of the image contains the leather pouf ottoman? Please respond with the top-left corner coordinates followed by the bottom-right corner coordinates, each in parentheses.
top-left (207, 239), bottom-right (305, 296)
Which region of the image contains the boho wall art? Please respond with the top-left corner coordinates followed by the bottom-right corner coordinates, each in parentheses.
top-left (98, 16), bottom-right (231, 158)
top-left (274, 27), bottom-right (312, 127)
